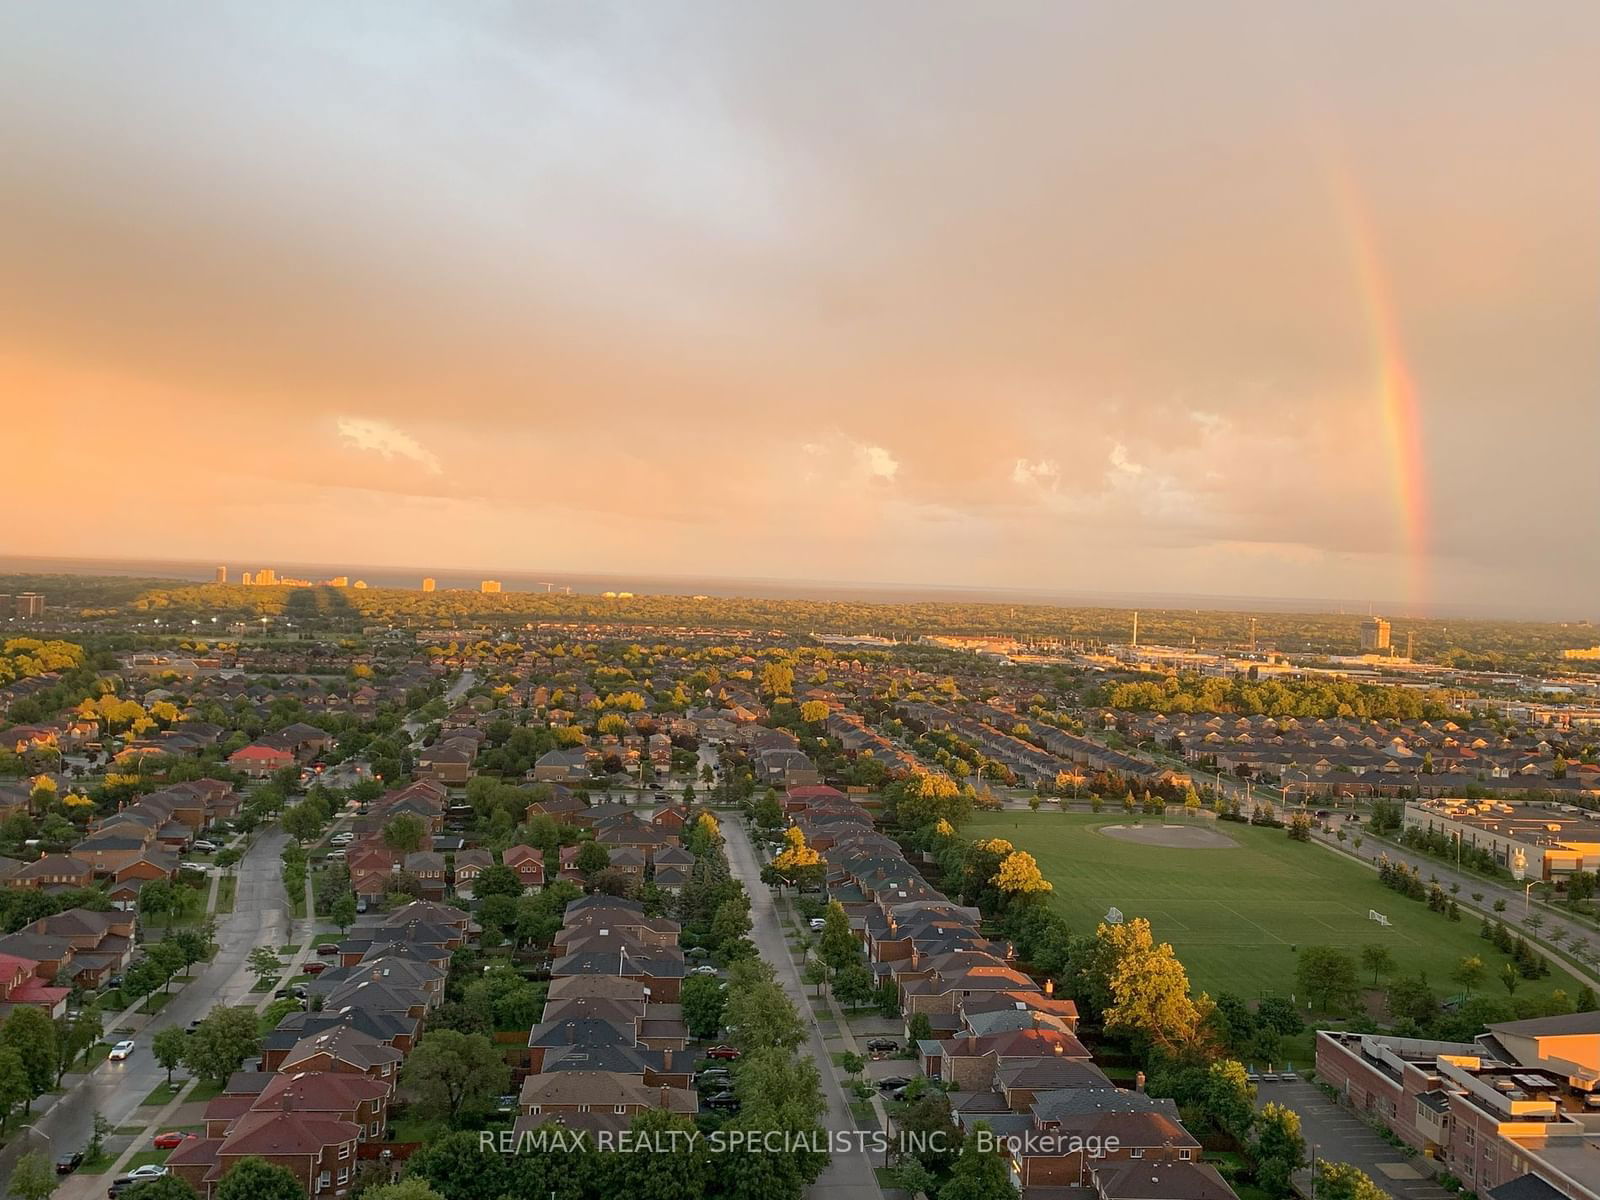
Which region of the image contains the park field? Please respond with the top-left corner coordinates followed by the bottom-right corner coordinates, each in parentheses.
top-left (966, 812), bottom-right (1584, 1007)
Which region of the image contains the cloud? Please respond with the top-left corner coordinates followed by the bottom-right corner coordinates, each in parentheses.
top-left (1012, 458), bottom-right (1060, 489)
top-left (336, 416), bottom-right (442, 475)
top-left (857, 443), bottom-right (899, 483)
top-left (1107, 443), bottom-right (1145, 479)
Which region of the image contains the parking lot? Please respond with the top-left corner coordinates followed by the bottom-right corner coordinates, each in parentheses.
top-left (1255, 1078), bottom-right (1454, 1200)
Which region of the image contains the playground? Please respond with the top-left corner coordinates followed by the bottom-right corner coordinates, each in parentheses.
top-left (966, 811), bottom-right (1586, 1005)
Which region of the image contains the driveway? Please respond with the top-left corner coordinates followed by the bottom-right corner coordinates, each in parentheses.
top-left (723, 819), bottom-right (882, 1200)
top-left (1256, 1078), bottom-right (1452, 1200)
top-left (14, 829), bottom-right (293, 1197)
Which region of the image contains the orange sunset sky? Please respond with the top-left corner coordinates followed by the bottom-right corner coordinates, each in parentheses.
top-left (2, 3), bottom-right (1597, 614)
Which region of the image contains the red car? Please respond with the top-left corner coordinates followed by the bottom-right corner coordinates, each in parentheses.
top-left (316, 943), bottom-right (340, 957)
top-left (303, 962), bottom-right (328, 975)
top-left (705, 1045), bottom-right (742, 1061)
top-left (152, 1132), bottom-right (194, 1150)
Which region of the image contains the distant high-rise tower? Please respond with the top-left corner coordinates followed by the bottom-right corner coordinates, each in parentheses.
top-left (214, 565), bottom-right (227, 584)
top-left (480, 580), bottom-right (502, 594)
top-left (256, 567), bottom-right (277, 586)
top-left (1130, 611), bottom-right (1139, 647)
top-left (240, 571), bottom-right (254, 586)
top-left (1360, 617), bottom-right (1392, 654)
top-left (1405, 630), bottom-right (1416, 660)
top-left (14, 593), bottom-right (44, 619)
top-left (421, 578), bottom-right (436, 593)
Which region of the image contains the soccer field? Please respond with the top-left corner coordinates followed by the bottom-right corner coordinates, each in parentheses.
top-left (966, 812), bottom-right (1582, 1005)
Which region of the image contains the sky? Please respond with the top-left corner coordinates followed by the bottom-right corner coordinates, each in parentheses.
top-left (3, 2), bottom-right (1598, 616)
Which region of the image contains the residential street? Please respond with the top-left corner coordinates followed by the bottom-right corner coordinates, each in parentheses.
top-left (722, 819), bottom-right (883, 1200)
top-left (5, 828), bottom-right (293, 1194)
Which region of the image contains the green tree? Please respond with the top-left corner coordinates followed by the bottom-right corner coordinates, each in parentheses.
top-left (473, 864), bottom-right (524, 899)
top-left (330, 891), bottom-right (358, 934)
top-left (940, 1124), bottom-right (1017, 1200)
top-left (1313, 1161), bottom-right (1388, 1200)
top-left (0, 1045), bottom-right (29, 1131)
top-left (1453, 955), bottom-right (1486, 997)
top-left (723, 959), bottom-right (806, 1052)
top-left (359, 1181), bottom-right (445, 1200)
top-left (1359, 944), bottom-right (1394, 987)
top-left (246, 946), bottom-right (282, 987)
top-left (1253, 1102), bottom-right (1306, 1196)
top-left (0, 1006), bottom-right (57, 1102)
top-left (183, 1007), bottom-right (261, 1081)
top-left (215, 1157), bottom-right (303, 1200)
top-left (1295, 946), bottom-right (1360, 1013)
top-left (8, 1151), bottom-right (56, 1200)
top-left (574, 840), bottom-right (610, 877)
top-left (124, 1177), bottom-right (199, 1200)
top-left (1204, 1059), bottom-right (1257, 1142)
top-left (152, 1026), bottom-right (188, 1086)
top-left (681, 975), bottom-right (727, 1040)
top-left (818, 901), bottom-right (857, 974)
top-left (403, 1031), bottom-right (510, 1120)
top-left (833, 962), bottom-right (876, 1009)
top-left (280, 801), bottom-right (322, 844)
top-left (138, 878), bottom-right (178, 931)
top-left (382, 814), bottom-right (427, 855)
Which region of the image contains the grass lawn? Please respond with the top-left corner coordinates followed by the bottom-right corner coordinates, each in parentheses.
top-left (141, 1082), bottom-right (182, 1106)
top-left (216, 876), bottom-right (237, 914)
top-left (77, 1151), bottom-right (121, 1175)
top-left (140, 992), bottom-right (173, 1016)
top-left (311, 933), bottom-right (342, 945)
top-left (968, 812), bottom-right (1588, 1004)
top-left (189, 1079), bottom-right (225, 1102)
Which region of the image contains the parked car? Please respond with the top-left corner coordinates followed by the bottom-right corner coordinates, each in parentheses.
top-left (808, 918), bottom-right (826, 930)
top-left (303, 961), bottom-right (328, 975)
top-left (355, 899), bottom-right (369, 914)
top-left (179, 862), bottom-right (210, 874)
top-left (705, 1044), bottom-right (742, 1061)
top-left (108, 1040), bottom-right (136, 1061)
top-left (316, 942), bottom-right (340, 956)
top-left (877, 1076), bottom-right (911, 1091)
top-left (865, 1038), bottom-right (898, 1053)
top-left (690, 965), bottom-right (718, 977)
top-left (152, 1131), bottom-right (193, 1149)
top-left (185, 1019), bottom-right (204, 1035)
top-left (55, 1151), bottom-right (84, 1174)
top-left (192, 840), bottom-right (219, 854)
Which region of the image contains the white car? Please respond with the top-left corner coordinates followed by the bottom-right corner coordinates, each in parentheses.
top-left (809, 918), bottom-right (826, 930)
top-left (191, 840), bottom-right (219, 854)
top-left (108, 1040), bottom-right (136, 1061)
top-left (126, 1166), bottom-right (168, 1181)
top-left (180, 862), bottom-right (211, 874)
top-left (329, 833), bottom-right (354, 845)
top-left (690, 965), bottom-right (719, 976)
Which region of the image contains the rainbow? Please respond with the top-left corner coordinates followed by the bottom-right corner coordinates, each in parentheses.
top-left (1330, 168), bottom-right (1430, 612)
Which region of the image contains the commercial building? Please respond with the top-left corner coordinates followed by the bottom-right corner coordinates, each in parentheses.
top-left (480, 580), bottom-right (502, 593)
top-left (421, 578), bottom-right (436, 592)
top-left (1361, 616), bottom-right (1392, 654)
top-left (13, 594), bottom-right (44, 619)
top-left (1405, 799), bottom-right (1600, 881)
top-left (214, 565), bottom-right (228, 584)
top-left (1317, 1012), bottom-right (1600, 1200)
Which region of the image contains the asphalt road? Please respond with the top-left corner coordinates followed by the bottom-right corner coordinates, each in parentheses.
top-left (29, 829), bottom-right (292, 1174)
top-left (722, 819), bottom-right (882, 1200)
top-left (1256, 1078), bottom-right (1452, 1200)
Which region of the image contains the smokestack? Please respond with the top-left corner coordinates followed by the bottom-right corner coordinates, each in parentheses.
top-left (1131, 612), bottom-right (1139, 647)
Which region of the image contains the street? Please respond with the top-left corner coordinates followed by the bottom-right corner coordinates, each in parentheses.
top-left (7, 829), bottom-right (293, 1192)
top-left (721, 818), bottom-right (882, 1200)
